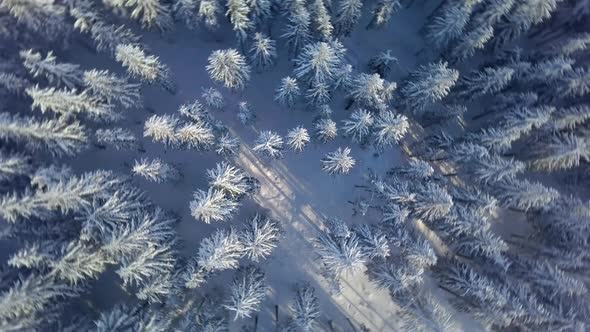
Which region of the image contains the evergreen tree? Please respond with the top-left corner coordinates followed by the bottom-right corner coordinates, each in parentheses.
top-left (226, 0), bottom-right (252, 44)
top-left (305, 81), bottom-right (331, 105)
top-left (83, 69), bottom-right (142, 109)
top-left (388, 157), bottom-right (434, 181)
top-left (424, 0), bottom-right (477, 50)
top-left (115, 44), bottom-right (173, 88)
top-left (281, 0), bottom-right (312, 55)
top-left (372, 111), bottom-right (409, 148)
top-left (342, 108), bottom-right (374, 143)
top-left (492, 178), bottom-right (560, 211)
top-left (1, 0), bottom-right (67, 39)
top-left (0, 113), bottom-right (88, 157)
top-left (196, 0), bottom-right (221, 29)
top-left (249, 33), bottom-right (277, 69)
top-left (143, 114), bottom-right (179, 147)
top-left (48, 241), bottom-right (109, 285)
top-left (90, 22), bottom-right (142, 55)
top-left (472, 0), bottom-right (515, 27)
top-left (197, 228), bottom-right (243, 272)
top-left (27, 86), bottom-right (118, 122)
top-left (523, 56), bottom-right (574, 84)
top-left (321, 147), bottom-right (356, 175)
top-left (399, 289), bottom-right (455, 332)
top-left (368, 50), bottom-right (398, 78)
top-left (275, 76), bottom-right (301, 108)
top-left (178, 100), bottom-right (209, 122)
top-left (249, 0), bottom-right (271, 28)
top-left (287, 282), bottom-right (320, 331)
top-left (309, 0), bottom-right (333, 40)
top-left (348, 73), bottom-right (396, 112)
top-left (462, 153), bottom-right (526, 185)
top-left (224, 265), bottom-right (267, 320)
top-left (253, 130), bottom-right (284, 159)
top-left (239, 214), bottom-right (281, 262)
top-left (334, 0), bottom-right (363, 37)
top-left (0, 153), bottom-right (32, 182)
top-left (237, 101), bottom-right (256, 125)
top-left (190, 188), bottom-right (240, 223)
top-left (132, 158), bottom-right (180, 183)
top-left (314, 231), bottom-right (366, 275)
top-left (326, 216), bottom-right (351, 239)
top-left (452, 66), bottom-right (514, 101)
top-left (400, 61), bottom-right (459, 114)
top-left (20, 49), bottom-right (83, 89)
top-left (353, 224), bottom-right (390, 259)
top-left (544, 32), bottom-right (590, 57)
top-left (286, 126), bottom-right (310, 152)
top-left (294, 42), bottom-right (342, 87)
top-left (207, 161), bottom-right (252, 198)
top-left (447, 25), bottom-right (494, 63)
top-left (175, 121), bottom-right (216, 150)
top-left (411, 182), bottom-right (453, 222)
top-left (314, 118), bottom-right (338, 142)
top-left (558, 67), bottom-right (590, 98)
top-left (202, 86), bottom-right (225, 110)
top-left (542, 104), bottom-right (590, 132)
top-left (367, 0), bottom-right (401, 29)
top-left (111, 0), bottom-right (173, 31)
top-left (368, 256), bottom-right (426, 293)
top-left (207, 49), bottom-right (251, 90)
top-left (0, 72), bottom-right (30, 95)
top-left (527, 134), bottom-right (590, 171)
top-left (216, 133), bottom-right (240, 156)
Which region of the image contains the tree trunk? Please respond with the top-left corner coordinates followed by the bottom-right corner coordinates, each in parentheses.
top-left (275, 305), bottom-right (279, 331)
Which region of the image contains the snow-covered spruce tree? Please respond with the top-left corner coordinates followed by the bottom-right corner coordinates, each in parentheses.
top-left (20, 50), bottom-right (82, 89)
top-left (353, 224), bottom-right (390, 259)
top-left (541, 104), bottom-right (590, 132)
top-left (143, 114), bottom-right (179, 147)
top-left (226, 0), bottom-right (252, 45)
top-left (249, 33), bottom-right (277, 70)
top-left (275, 76), bottom-right (301, 108)
top-left (368, 50), bottom-right (398, 78)
top-left (342, 109), bottom-right (374, 144)
top-left (314, 118), bottom-right (337, 142)
top-left (190, 188), bottom-right (240, 223)
top-left (305, 81), bottom-right (331, 105)
top-left (111, 0), bottom-right (173, 31)
top-left (334, 63), bottom-right (354, 92)
top-left (452, 66), bottom-right (514, 101)
top-left (388, 157), bottom-right (434, 181)
top-left (462, 153), bottom-right (525, 185)
top-left (334, 0), bottom-right (362, 37)
top-left (348, 73), bottom-right (396, 112)
top-left (449, 184), bottom-right (498, 215)
top-left (83, 69), bottom-right (142, 109)
top-left (27, 86), bottom-right (118, 122)
top-left (0, 113), bottom-right (88, 157)
top-left (368, 256), bottom-right (426, 294)
top-left (178, 100), bottom-right (209, 122)
top-left (473, 91), bottom-right (538, 120)
top-left (294, 42), bottom-right (342, 87)
top-left (90, 22), bottom-right (142, 55)
top-left (1, 0), bottom-right (68, 39)
top-left (492, 178), bottom-right (560, 212)
top-left (501, 105), bottom-right (554, 134)
top-left (0, 153), bottom-right (32, 182)
top-left (326, 216), bottom-right (351, 239)
top-left (522, 56), bottom-right (574, 85)
top-left (424, 0), bottom-right (477, 50)
top-left (373, 111), bottom-right (409, 148)
top-left (175, 121), bottom-right (216, 150)
top-left (315, 231), bottom-right (366, 276)
top-left (399, 61), bottom-right (459, 115)
top-left (48, 241), bottom-right (109, 285)
top-left (321, 147), bottom-right (356, 175)
top-left (544, 32), bottom-right (590, 57)
top-left (249, 0), bottom-right (271, 28)
top-left (281, 0), bottom-right (312, 55)
top-left (207, 161), bottom-right (251, 198)
top-left (207, 49), bottom-right (251, 90)
top-left (447, 25), bottom-right (494, 64)
top-left (196, 227), bottom-right (243, 273)
top-left (471, 0), bottom-right (515, 28)
top-left (237, 101), bottom-right (256, 125)
top-left (0, 72), bottom-right (30, 95)
top-left (239, 214), bottom-right (281, 262)
top-left (196, 0), bottom-right (222, 29)
top-left (367, 0), bottom-right (401, 29)
top-left (527, 134), bottom-right (590, 172)
top-left (115, 44), bottom-right (173, 91)
top-left (224, 265), bottom-right (267, 320)
top-left (410, 182), bottom-right (453, 222)
top-left (286, 126), bottom-right (310, 152)
top-left (71, 0), bottom-right (101, 34)
top-left (216, 133), bottom-right (240, 156)
top-left (173, 0), bottom-right (199, 29)
top-left (398, 288), bottom-right (456, 332)
top-left (253, 130), bottom-right (284, 159)
top-left (309, 0), bottom-right (333, 41)
top-left (287, 282), bottom-right (321, 331)
top-left (558, 67), bottom-right (590, 98)
top-left (132, 158), bottom-right (180, 183)
top-left (202, 86), bottom-right (225, 110)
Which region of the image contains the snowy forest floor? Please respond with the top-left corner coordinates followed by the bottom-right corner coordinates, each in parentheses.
top-left (59, 1), bottom-right (471, 330)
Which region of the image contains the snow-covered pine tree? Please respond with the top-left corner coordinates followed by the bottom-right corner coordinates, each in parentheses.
top-left (492, 178), bottom-right (560, 211)
top-left (334, 0), bottom-right (363, 37)
top-left (522, 56), bottom-right (574, 85)
top-left (558, 66), bottom-right (590, 98)
top-left (462, 153), bottom-right (525, 185)
top-left (206, 49), bottom-right (251, 90)
top-left (334, 63), bottom-right (354, 91)
top-left (27, 86), bottom-right (118, 122)
top-left (249, 33), bottom-right (277, 70)
top-left (368, 256), bottom-right (426, 293)
top-left (0, 72), bottom-right (30, 95)
top-left (286, 126), bottom-right (310, 152)
top-left (275, 76), bottom-right (301, 108)
top-left (90, 22), bottom-right (142, 55)
top-left (249, 0), bottom-right (271, 28)
top-left (368, 50), bottom-right (398, 78)
top-left (367, 0), bottom-right (401, 29)
top-left (175, 121), bottom-right (216, 150)
top-left (253, 130), bottom-right (284, 159)
top-left (216, 133), bottom-right (240, 156)
top-left (471, 0), bottom-right (515, 28)
top-left (115, 44), bottom-right (173, 90)
top-left (47, 241), bottom-right (109, 284)
top-left (178, 100), bottom-right (209, 122)
top-left (372, 111), bottom-right (409, 148)
top-left (143, 114), bottom-right (179, 147)
top-left (226, 0), bottom-right (252, 44)
top-left (541, 104), bottom-right (590, 132)
top-left (314, 118), bottom-right (338, 142)
top-left (224, 265), bottom-right (267, 320)
top-left (400, 61), bottom-right (459, 115)
top-left (190, 188), bottom-right (240, 223)
top-left (353, 224), bottom-right (390, 259)
top-left (281, 0), bottom-right (312, 55)
top-left (424, 0), bottom-right (476, 50)
top-left (411, 182), bottom-right (453, 222)
top-left (239, 214), bottom-right (281, 262)
top-left (95, 128), bottom-right (139, 151)
top-left (1, 0), bottom-right (68, 39)
top-left (452, 66), bottom-right (514, 101)
top-left (321, 147), bottom-right (356, 175)
top-left (202, 86), bottom-right (225, 110)
top-left (172, 0), bottom-right (199, 29)
top-left (342, 108), bottom-right (374, 144)
top-left (326, 216), bottom-right (351, 239)
top-left (305, 81), bottom-right (331, 105)
top-left (308, 0), bottom-right (333, 41)
top-left (447, 25), bottom-right (494, 64)
top-left (544, 32), bottom-right (590, 57)
top-left (348, 73), bottom-right (396, 112)
top-left (70, 0), bottom-right (101, 34)
top-left (287, 282), bottom-right (320, 331)
top-left (111, 0), bottom-right (173, 31)
top-left (207, 161), bottom-right (251, 198)
top-left (20, 49), bottom-right (83, 89)
top-left (197, 227), bottom-right (243, 272)
top-left (132, 158), bottom-right (180, 183)
top-left (0, 153), bottom-right (32, 182)
top-left (0, 113), bottom-right (88, 157)
top-left (398, 288), bottom-right (455, 332)
top-left (388, 157), bottom-right (434, 181)
top-left (237, 101), bottom-right (256, 125)
top-left (294, 42), bottom-right (342, 87)
top-left (83, 69), bottom-right (141, 109)
top-left (527, 134), bottom-right (590, 171)
top-left (314, 231), bottom-right (366, 275)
